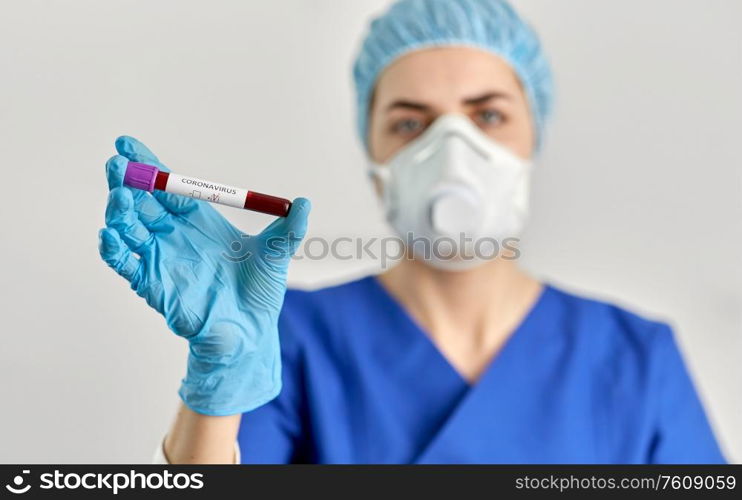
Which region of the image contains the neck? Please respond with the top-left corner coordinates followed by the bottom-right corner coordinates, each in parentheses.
top-left (377, 255), bottom-right (543, 376)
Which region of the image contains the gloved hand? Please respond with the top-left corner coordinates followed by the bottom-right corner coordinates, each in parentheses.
top-left (98, 136), bottom-right (310, 416)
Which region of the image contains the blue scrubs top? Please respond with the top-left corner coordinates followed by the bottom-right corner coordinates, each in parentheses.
top-left (238, 275), bottom-right (726, 464)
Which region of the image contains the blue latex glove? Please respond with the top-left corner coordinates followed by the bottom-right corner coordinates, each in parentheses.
top-left (98, 136), bottom-right (310, 416)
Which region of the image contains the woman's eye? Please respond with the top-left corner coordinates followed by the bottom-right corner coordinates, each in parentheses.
top-left (392, 118), bottom-right (424, 135)
top-left (477, 109), bottom-right (504, 127)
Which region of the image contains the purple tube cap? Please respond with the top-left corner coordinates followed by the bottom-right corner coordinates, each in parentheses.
top-left (123, 162), bottom-right (159, 192)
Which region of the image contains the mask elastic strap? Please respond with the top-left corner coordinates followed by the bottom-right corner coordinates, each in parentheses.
top-left (367, 162), bottom-right (390, 184)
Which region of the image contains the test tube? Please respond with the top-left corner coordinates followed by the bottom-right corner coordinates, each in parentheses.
top-left (123, 161), bottom-right (292, 217)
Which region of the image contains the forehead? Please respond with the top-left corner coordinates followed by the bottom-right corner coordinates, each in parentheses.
top-left (373, 46), bottom-right (523, 107)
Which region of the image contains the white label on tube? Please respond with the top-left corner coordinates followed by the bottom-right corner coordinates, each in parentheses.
top-left (166, 173), bottom-right (247, 210)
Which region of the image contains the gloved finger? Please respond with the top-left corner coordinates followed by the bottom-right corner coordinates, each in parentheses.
top-left (257, 197), bottom-right (311, 259)
top-left (106, 155), bottom-right (174, 227)
top-left (112, 138), bottom-right (196, 215)
top-left (105, 154), bottom-right (146, 201)
top-left (133, 193), bottom-right (171, 228)
top-left (115, 135), bottom-right (161, 167)
top-left (152, 188), bottom-right (198, 215)
top-left (98, 227), bottom-right (143, 284)
top-left (105, 154), bottom-right (137, 191)
top-left (105, 187), bottom-right (155, 254)
top-left (105, 153), bottom-right (157, 209)
top-left (260, 197), bottom-right (311, 236)
top-left (105, 155), bottom-right (126, 190)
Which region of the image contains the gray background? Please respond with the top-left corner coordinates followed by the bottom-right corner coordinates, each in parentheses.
top-left (0, 0), bottom-right (739, 463)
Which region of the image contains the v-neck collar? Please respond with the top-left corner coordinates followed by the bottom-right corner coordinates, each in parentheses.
top-left (364, 273), bottom-right (554, 389)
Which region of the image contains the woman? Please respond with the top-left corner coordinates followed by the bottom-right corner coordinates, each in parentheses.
top-left (98, 0), bottom-right (726, 463)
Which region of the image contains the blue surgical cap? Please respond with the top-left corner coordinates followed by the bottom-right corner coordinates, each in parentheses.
top-left (352, 0), bottom-right (554, 151)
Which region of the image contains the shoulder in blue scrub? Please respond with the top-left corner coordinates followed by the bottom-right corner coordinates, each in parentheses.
top-left (237, 275), bottom-right (727, 464)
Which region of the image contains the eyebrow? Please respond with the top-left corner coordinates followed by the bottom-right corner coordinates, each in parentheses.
top-left (385, 99), bottom-right (431, 113)
top-left (463, 91), bottom-right (511, 105)
top-left (385, 91), bottom-right (511, 113)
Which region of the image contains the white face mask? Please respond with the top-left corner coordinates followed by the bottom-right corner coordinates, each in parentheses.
top-left (369, 113), bottom-right (533, 271)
